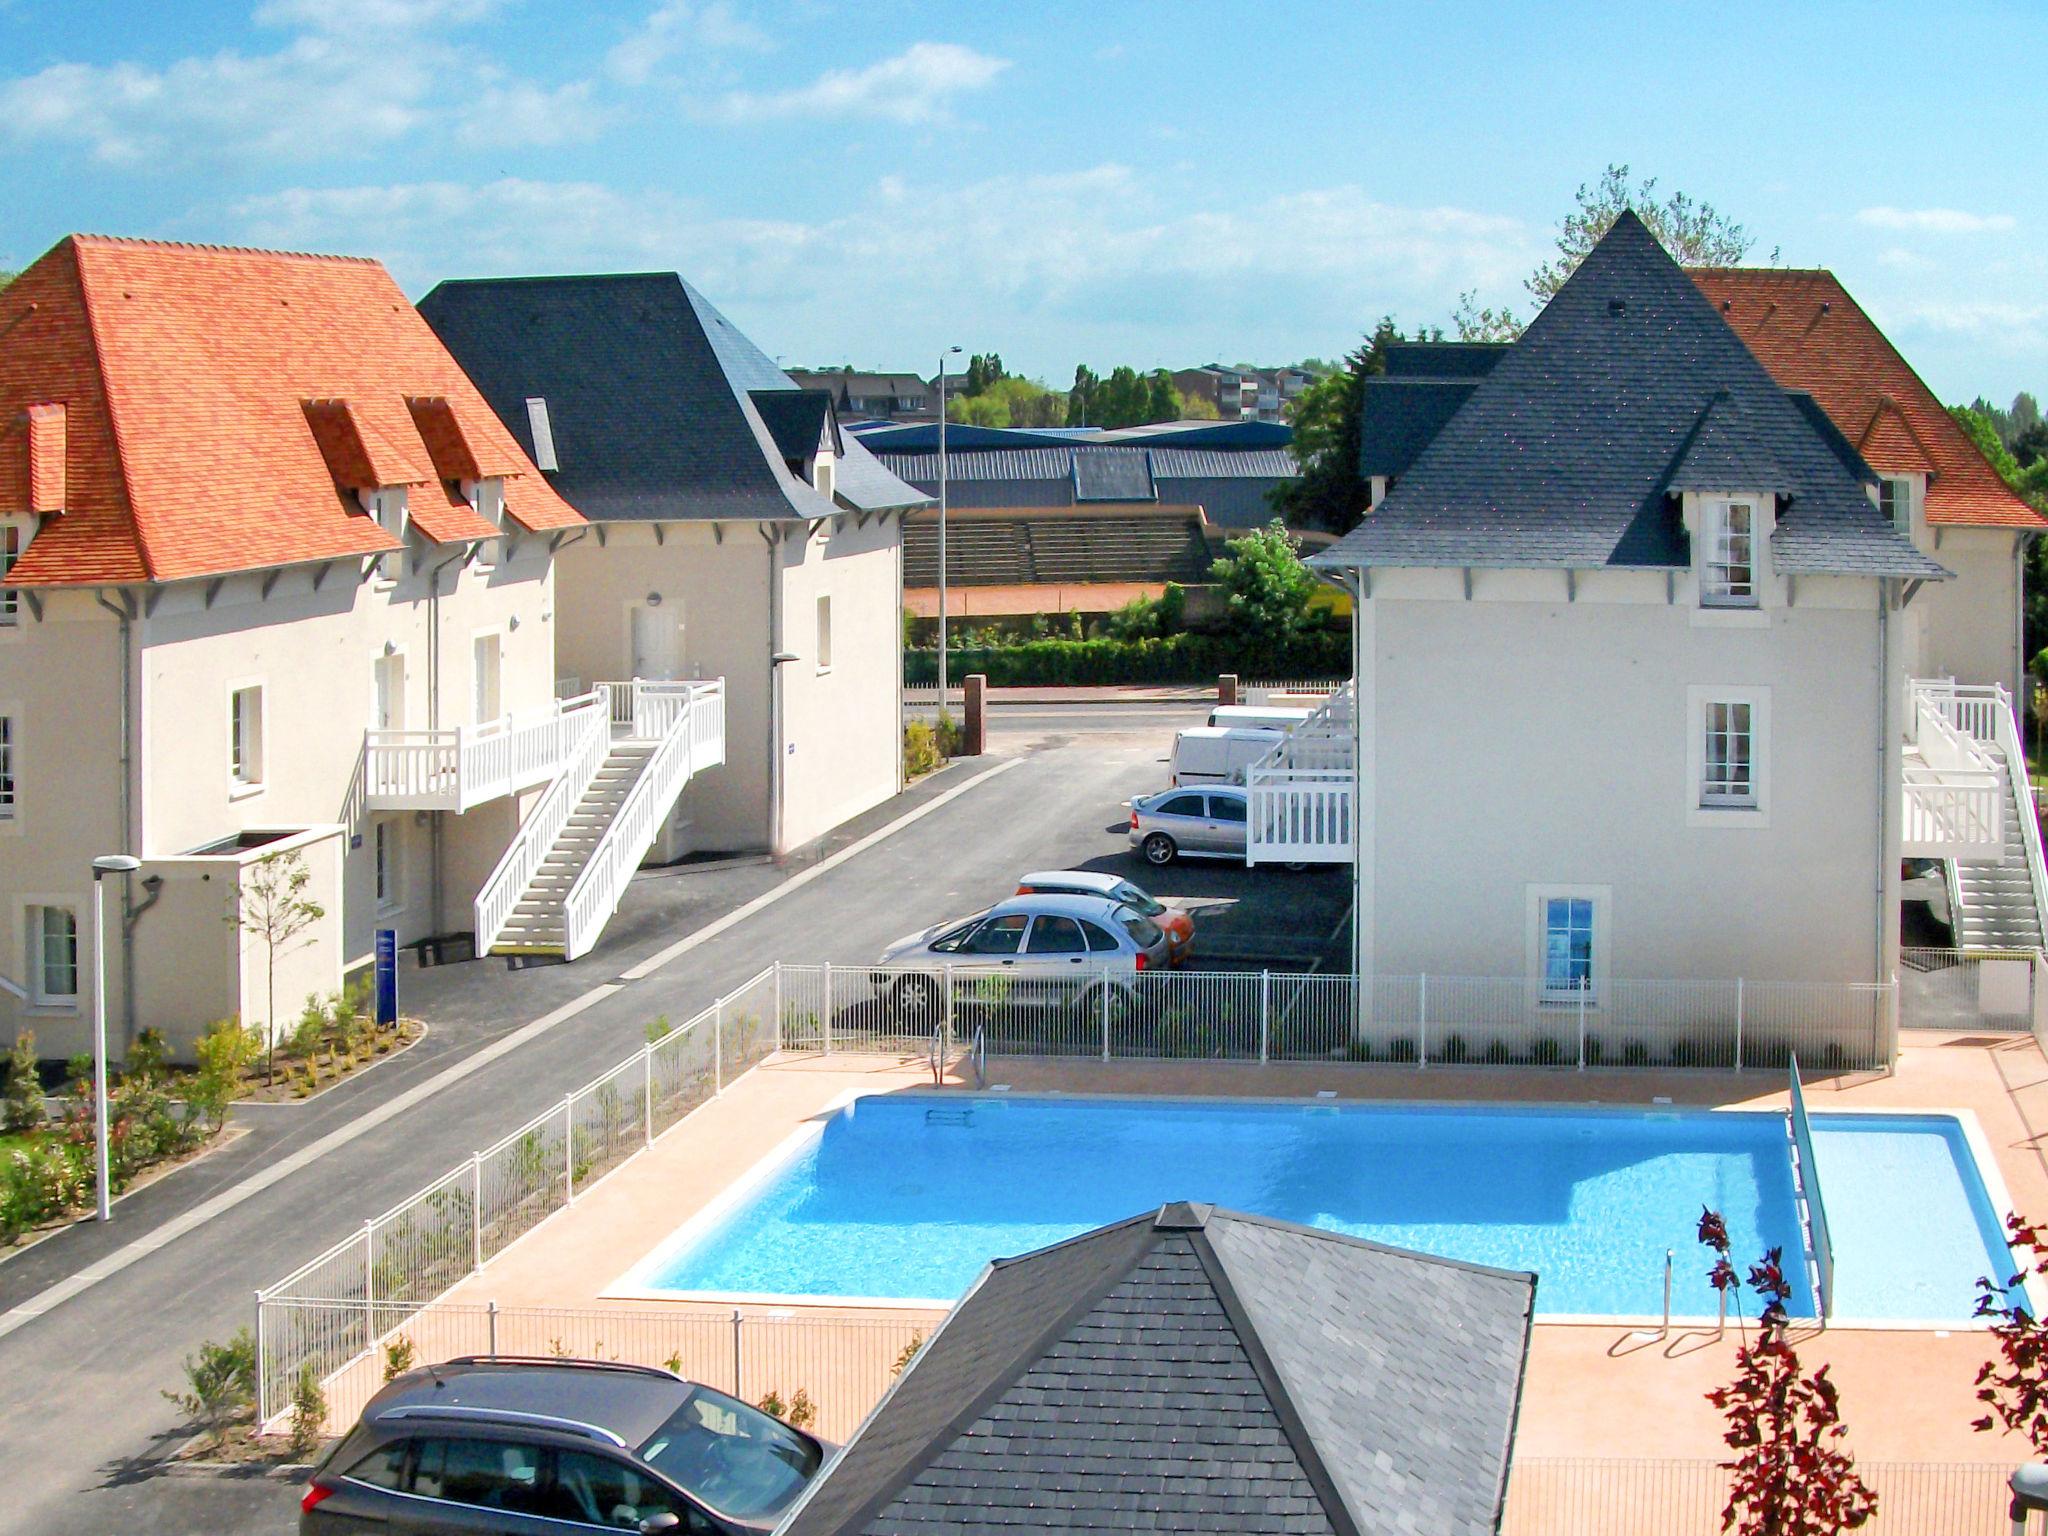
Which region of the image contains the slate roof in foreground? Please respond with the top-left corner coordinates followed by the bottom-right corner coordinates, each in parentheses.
top-left (777, 1203), bottom-right (1536, 1536)
top-left (1314, 212), bottom-right (1948, 580)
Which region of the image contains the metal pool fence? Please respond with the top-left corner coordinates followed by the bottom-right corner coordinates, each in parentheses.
top-left (263, 1299), bottom-right (938, 1442)
top-left (775, 962), bottom-right (1896, 1074)
top-left (1899, 946), bottom-right (2048, 1033)
top-left (1502, 1457), bottom-right (2035, 1535)
top-left (255, 966), bottom-right (780, 1422)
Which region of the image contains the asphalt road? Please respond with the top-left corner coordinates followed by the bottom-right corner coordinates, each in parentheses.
top-left (0, 702), bottom-right (1344, 1535)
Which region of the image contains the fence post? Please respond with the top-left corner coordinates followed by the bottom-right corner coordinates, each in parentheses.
top-left (823, 963), bottom-right (835, 1054)
top-left (644, 1046), bottom-right (655, 1145)
top-left (1576, 984), bottom-right (1587, 1071)
top-left (564, 1094), bottom-right (576, 1203)
top-left (773, 963), bottom-right (784, 1053)
top-left (1734, 977), bottom-right (1745, 1074)
top-left (1101, 967), bottom-right (1112, 1062)
top-left (254, 1289), bottom-right (267, 1425)
top-left (943, 966), bottom-right (956, 1057)
top-left (1417, 973), bottom-right (1428, 1070)
top-left (1260, 970), bottom-right (1271, 1064)
top-left (362, 1219), bottom-right (376, 1353)
top-left (715, 996), bottom-right (725, 1095)
top-left (471, 1153), bottom-right (484, 1273)
top-left (488, 1298), bottom-right (499, 1358)
top-left (731, 1308), bottom-right (744, 1399)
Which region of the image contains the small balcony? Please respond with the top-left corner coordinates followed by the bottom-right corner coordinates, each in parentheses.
top-left (1900, 680), bottom-right (2006, 862)
top-left (364, 691), bottom-right (607, 813)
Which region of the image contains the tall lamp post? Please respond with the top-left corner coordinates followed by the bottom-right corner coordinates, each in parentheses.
top-left (935, 345), bottom-right (962, 714)
top-left (90, 853), bottom-right (140, 1222)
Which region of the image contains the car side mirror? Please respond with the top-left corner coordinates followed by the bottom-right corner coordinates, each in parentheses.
top-left (640, 1516), bottom-right (682, 1535)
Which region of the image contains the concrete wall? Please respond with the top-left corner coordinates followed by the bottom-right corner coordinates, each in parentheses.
top-left (1355, 562), bottom-right (1894, 992)
top-left (776, 513), bottom-right (903, 850)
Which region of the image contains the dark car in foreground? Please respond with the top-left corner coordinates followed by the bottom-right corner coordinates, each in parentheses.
top-left (300, 1357), bottom-right (827, 1534)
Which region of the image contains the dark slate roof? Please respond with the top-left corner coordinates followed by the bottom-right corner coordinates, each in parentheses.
top-left (417, 273), bottom-right (928, 523)
top-left (1356, 378), bottom-right (1480, 478)
top-left (1381, 342), bottom-right (1509, 380)
top-left (1665, 393), bottom-right (1790, 494)
top-left (1073, 447), bottom-right (1156, 502)
top-left (778, 1204), bottom-right (1536, 1536)
top-left (851, 419), bottom-right (1294, 453)
top-left (1312, 213), bottom-right (1949, 579)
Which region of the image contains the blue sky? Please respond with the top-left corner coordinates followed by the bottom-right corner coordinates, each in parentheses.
top-left (2, 0), bottom-right (2042, 404)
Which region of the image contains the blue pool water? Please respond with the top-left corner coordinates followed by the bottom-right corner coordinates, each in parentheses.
top-left (636, 1096), bottom-right (2017, 1321)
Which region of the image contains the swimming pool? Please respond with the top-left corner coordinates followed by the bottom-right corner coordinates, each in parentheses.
top-left (618, 1095), bottom-right (2019, 1323)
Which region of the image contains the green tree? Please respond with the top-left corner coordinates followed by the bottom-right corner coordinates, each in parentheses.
top-left (3, 1030), bottom-right (40, 1133)
top-left (1270, 317), bottom-right (1427, 534)
top-left (229, 851), bottom-right (326, 1084)
top-left (1066, 364), bottom-right (1099, 427)
top-left (1145, 369), bottom-right (1178, 423)
top-left (1209, 520), bottom-right (1318, 647)
top-left (1177, 390), bottom-right (1220, 421)
top-left (963, 353), bottom-right (1006, 396)
top-left (1455, 164), bottom-right (1772, 340)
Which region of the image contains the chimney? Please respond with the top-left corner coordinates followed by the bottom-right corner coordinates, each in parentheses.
top-left (26, 403), bottom-right (64, 513)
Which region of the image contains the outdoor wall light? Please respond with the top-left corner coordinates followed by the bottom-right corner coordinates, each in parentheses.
top-left (646, 591), bottom-right (663, 607)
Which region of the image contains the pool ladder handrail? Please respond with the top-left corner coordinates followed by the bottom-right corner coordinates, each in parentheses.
top-left (971, 1022), bottom-right (987, 1089)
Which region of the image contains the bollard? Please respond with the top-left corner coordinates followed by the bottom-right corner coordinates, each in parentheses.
top-left (1217, 673), bottom-right (1238, 707)
top-left (963, 673), bottom-right (988, 757)
top-left (488, 1298), bottom-right (499, 1358)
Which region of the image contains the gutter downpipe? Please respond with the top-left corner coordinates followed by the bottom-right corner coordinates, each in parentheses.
top-left (767, 525), bottom-right (785, 857)
top-left (1878, 579), bottom-right (1892, 1047)
top-left (92, 588), bottom-right (138, 1050)
top-left (425, 548), bottom-right (469, 937)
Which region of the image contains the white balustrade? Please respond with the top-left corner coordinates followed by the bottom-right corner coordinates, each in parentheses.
top-left (472, 688), bottom-right (614, 952)
top-left (365, 691), bottom-right (606, 813)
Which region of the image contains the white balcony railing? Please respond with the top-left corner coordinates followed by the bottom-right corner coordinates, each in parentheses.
top-left (562, 680), bottom-right (725, 959)
top-left (1909, 679), bottom-right (2048, 929)
top-left (364, 691), bottom-right (606, 813)
top-left (1247, 681), bottom-right (1356, 865)
top-left (1902, 680), bottom-right (2008, 861)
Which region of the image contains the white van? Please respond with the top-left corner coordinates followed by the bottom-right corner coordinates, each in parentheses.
top-left (1206, 704), bottom-right (1312, 732)
top-left (1171, 726), bottom-right (1283, 786)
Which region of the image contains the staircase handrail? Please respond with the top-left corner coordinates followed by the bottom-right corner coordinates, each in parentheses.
top-left (1248, 679), bottom-right (1355, 777)
top-left (1986, 685), bottom-right (2048, 950)
top-left (472, 685), bottom-right (614, 951)
top-left (560, 681), bottom-right (726, 960)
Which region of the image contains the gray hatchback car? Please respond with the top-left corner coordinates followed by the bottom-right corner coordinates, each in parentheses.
top-left (1128, 784), bottom-right (1308, 870)
top-left (300, 1357), bottom-right (827, 1535)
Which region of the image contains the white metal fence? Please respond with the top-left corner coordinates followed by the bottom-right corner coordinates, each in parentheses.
top-left (776, 962), bottom-right (1895, 1074)
top-left (1899, 946), bottom-right (2046, 1034)
top-left (256, 966), bottom-right (779, 1422)
top-left (1502, 1457), bottom-right (2035, 1536)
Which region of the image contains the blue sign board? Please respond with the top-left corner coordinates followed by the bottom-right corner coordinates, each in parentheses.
top-left (374, 928), bottom-right (398, 1028)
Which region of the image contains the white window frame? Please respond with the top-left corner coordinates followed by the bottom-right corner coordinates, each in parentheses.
top-left (373, 819), bottom-right (404, 918)
top-left (471, 630), bottom-right (504, 725)
top-left (1878, 475), bottom-right (1914, 538)
top-left (815, 594), bottom-right (833, 674)
top-left (24, 901), bottom-right (81, 1009)
top-left (1524, 885), bottom-right (1610, 1006)
top-left (0, 517), bottom-right (24, 630)
top-left (1686, 685), bottom-right (1771, 827)
top-left (0, 710), bottom-right (15, 827)
top-left (1700, 498), bottom-right (1760, 608)
top-left (228, 681), bottom-right (266, 796)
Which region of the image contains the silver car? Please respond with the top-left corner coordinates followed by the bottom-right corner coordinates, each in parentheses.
top-left (1128, 783), bottom-right (1307, 870)
top-left (873, 892), bottom-right (1171, 1021)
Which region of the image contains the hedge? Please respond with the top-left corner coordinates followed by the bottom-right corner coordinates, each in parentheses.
top-left (903, 630), bottom-right (1349, 687)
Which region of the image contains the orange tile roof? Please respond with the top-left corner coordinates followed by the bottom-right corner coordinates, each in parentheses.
top-left (1691, 267), bottom-right (2046, 531)
top-left (0, 235), bottom-right (583, 586)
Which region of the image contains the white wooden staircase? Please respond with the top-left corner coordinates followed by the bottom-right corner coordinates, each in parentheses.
top-left (475, 680), bottom-right (725, 961)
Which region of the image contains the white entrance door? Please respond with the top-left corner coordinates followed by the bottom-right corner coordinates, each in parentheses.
top-left (628, 603), bottom-right (683, 681)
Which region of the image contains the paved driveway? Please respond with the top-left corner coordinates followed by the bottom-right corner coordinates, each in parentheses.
top-left (0, 703), bottom-right (1346, 1536)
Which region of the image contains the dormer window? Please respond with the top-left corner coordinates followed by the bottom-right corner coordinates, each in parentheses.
top-left (371, 488), bottom-right (408, 539)
top-left (470, 477), bottom-right (505, 531)
top-left (1878, 476), bottom-right (1912, 536)
top-left (1701, 498), bottom-right (1758, 608)
top-left (0, 518), bottom-right (25, 627)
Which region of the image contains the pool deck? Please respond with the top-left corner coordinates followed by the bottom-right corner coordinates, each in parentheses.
top-left (429, 1030), bottom-right (2048, 1466)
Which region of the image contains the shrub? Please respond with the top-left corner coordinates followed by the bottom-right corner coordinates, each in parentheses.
top-left (188, 1018), bottom-right (259, 1129)
top-left (1671, 1037), bottom-right (1705, 1068)
top-left (1530, 1037), bottom-right (1565, 1067)
top-left (902, 630), bottom-right (1349, 688)
top-left (891, 1334), bottom-right (925, 1377)
top-left (288, 1361), bottom-right (328, 1460)
top-left (1385, 1036), bottom-right (1417, 1063)
top-left (127, 1028), bottom-right (171, 1085)
top-left (645, 1016), bottom-right (672, 1044)
top-left (162, 1328), bottom-right (257, 1452)
top-left (1439, 1033), bottom-right (1469, 1064)
top-left (289, 995), bottom-right (329, 1063)
top-left (1481, 1039), bottom-right (1514, 1065)
top-left (1583, 1034), bottom-right (1606, 1067)
top-left (383, 1336), bottom-right (416, 1381)
top-left (3, 1031), bottom-right (41, 1133)
top-left (903, 720), bottom-right (944, 779)
top-left (1620, 1038), bottom-right (1650, 1066)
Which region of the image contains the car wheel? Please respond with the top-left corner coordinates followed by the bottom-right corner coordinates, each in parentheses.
top-left (891, 974), bottom-right (941, 1027)
top-left (1142, 832), bottom-right (1177, 866)
top-left (1282, 860), bottom-right (1309, 873)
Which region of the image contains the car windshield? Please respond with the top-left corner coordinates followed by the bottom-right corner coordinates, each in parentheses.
top-left (636, 1386), bottom-right (820, 1520)
top-left (1116, 906), bottom-right (1163, 947)
top-left (1107, 880), bottom-right (1165, 917)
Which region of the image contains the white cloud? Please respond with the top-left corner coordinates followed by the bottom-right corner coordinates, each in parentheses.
top-left (1855, 206), bottom-right (2018, 235)
top-left (0, 0), bottom-right (580, 164)
top-left (608, 0), bottom-right (770, 86)
top-left (1892, 299), bottom-right (2048, 337)
top-left (232, 167), bottom-right (1536, 372)
top-left (707, 41), bottom-right (1008, 125)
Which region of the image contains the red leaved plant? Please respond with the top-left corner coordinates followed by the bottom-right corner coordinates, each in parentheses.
top-left (1973, 1211), bottom-right (2048, 1450)
top-left (1698, 1207), bottom-right (1877, 1535)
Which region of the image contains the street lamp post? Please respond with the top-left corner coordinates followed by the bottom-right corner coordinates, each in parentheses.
top-left (936, 345), bottom-right (962, 714)
top-left (90, 853), bottom-right (140, 1222)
